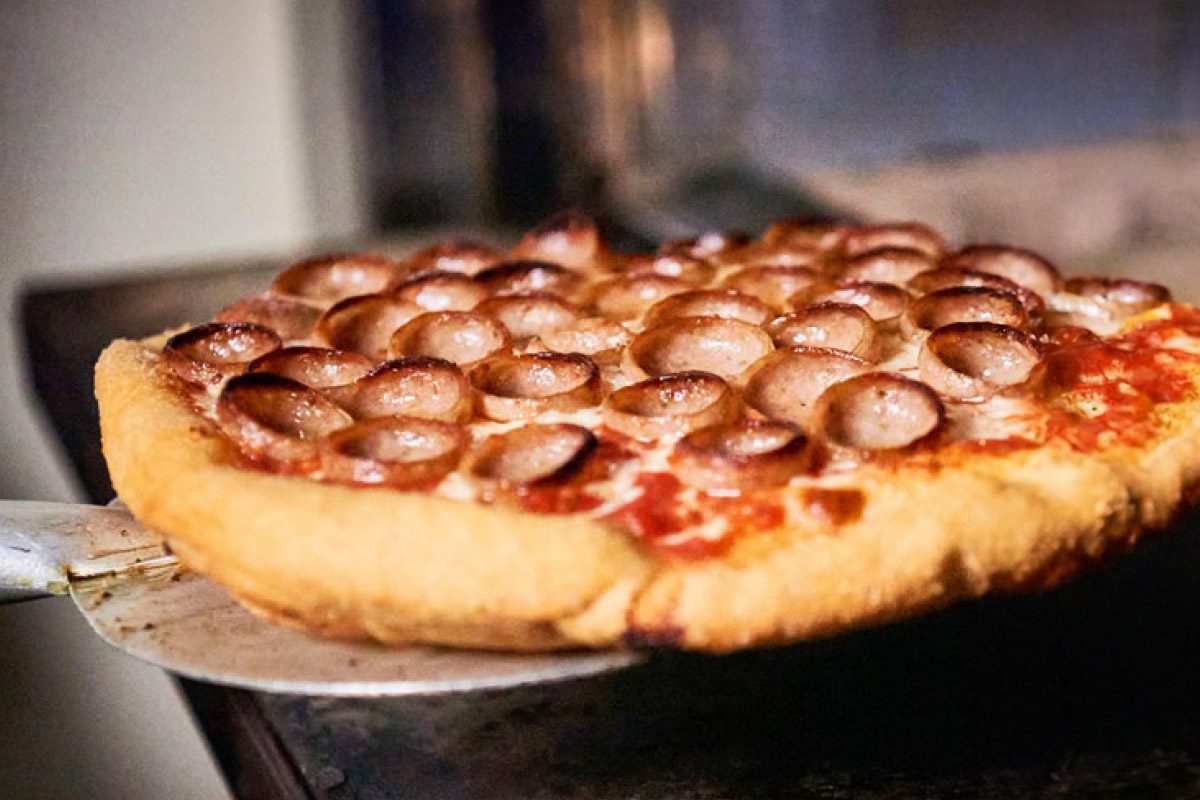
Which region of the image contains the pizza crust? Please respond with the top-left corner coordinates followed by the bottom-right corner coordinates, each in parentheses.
top-left (97, 334), bottom-right (1200, 652)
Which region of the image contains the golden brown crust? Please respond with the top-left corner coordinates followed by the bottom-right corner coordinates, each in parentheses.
top-left (97, 333), bottom-right (1200, 652)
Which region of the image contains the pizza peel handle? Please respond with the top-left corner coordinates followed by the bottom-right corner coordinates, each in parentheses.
top-left (0, 500), bottom-right (643, 695)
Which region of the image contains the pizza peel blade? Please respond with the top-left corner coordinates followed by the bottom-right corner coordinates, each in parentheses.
top-left (0, 501), bottom-right (642, 696)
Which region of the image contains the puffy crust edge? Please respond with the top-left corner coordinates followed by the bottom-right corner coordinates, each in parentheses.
top-left (96, 337), bottom-right (1200, 652)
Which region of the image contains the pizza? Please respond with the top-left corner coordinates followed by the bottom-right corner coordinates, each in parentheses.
top-left (95, 213), bottom-right (1200, 651)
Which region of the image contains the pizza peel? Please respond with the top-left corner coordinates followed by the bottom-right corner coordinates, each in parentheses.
top-left (0, 500), bottom-right (642, 695)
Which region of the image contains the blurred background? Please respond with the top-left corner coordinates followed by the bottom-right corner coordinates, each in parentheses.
top-left (2, 1), bottom-right (1200, 797)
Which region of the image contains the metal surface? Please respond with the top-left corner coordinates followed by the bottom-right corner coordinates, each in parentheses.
top-left (0, 501), bottom-right (169, 602)
top-left (71, 565), bottom-right (641, 696)
top-left (0, 501), bottom-right (641, 696)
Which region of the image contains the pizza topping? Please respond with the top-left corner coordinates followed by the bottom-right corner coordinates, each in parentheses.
top-left (163, 322), bottom-right (282, 386)
top-left (508, 210), bottom-right (603, 269)
top-left (248, 346), bottom-right (373, 389)
top-left (470, 352), bottom-right (601, 421)
top-left (918, 323), bottom-right (1041, 401)
top-left (603, 371), bottom-right (739, 440)
top-left (604, 473), bottom-right (702, 539)
top-left (1041, 325), bottom-right (1102, 351)
top-left (761, 219), bottom-right (847, 252)
top-left (476, 260), bottom-right (583, 298)
top-left (719, 265), bottom-right (823, 311)
top-left (841, 222), bottom-right (945, 259)
top-left (943, 245), bottom-right (1062, 296)
top-left (474, 292), bottom-right (581, 341)
top-left (1042, 342), bottom-right (1190, 404)
top-left (272, 253), bottom-right (400, 304)
top-left (530, 317), bottom-right (632, 364)
top-left (627, 316), bottom-right (774, 380)
top-left (643, 289), bottom-right (772, 327)
top-left (799, 280), bottom-right (911, 324)
top-left (1061, 277), bottom-right (1172, 320)
top-left (1040, 341), bottom-right (1194, 450)
top-left (157, 214), bottom-right (1196, 558)
top-left (814, 372), bottom-right (944, 453)
top-left (620, 253), bottom-right (716, 285)
top-left (838, 247), bottom-right (936, 285)
top-left (743, 347), bottom-right (870, 428)
top-left (319, 417), bottom-right (466, 487)
top-left (765, 303), bottom-right (880, 361)
top-left (708, 241), bottom-right (823, 269)
top-left (315, 293), bottom-right (423, 361)
top-left (1120, 305), bottom-right (1200, 351)
top-left (801, 487), bottom-right (866, 526)
top-left (590, 274), bottom-right (691, 321)
top-left (388, 311), bottom-right (512, 367)
top-left (216, 373), bottom-right (352, 469)
top-left (907, 267), bottom-right (1044, 318)
top-left (402, 240), bottom-right (499, 276)
top-left (334, 357), bottom-right (473, 422)
top-left (215, 296), bottom-right (322, 341)
top-left (671, 419), bottom-right (814, 491)
top-left (900, 286), bottom-right (1030, 339)
top-left (660, 230), bottom-right (750, 259)
top-left (393, 271), bottom-right (488, 312)
top-left (467, 423), bottom-right (597, 486)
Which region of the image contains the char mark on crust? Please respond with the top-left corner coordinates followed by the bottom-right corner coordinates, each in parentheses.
top-left (989, 536), bottom-right (1138, 594)
top-left (622, 624), bottom-right (686, 649)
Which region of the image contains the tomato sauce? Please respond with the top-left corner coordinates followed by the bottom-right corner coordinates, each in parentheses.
top-left (801, 488), bottom-right (865, 526)
top-left (604, 473), bottom-right (700, 538)
top-left (1043, 337), bottom-right (1195, 450)
top-left (1122, 305), bottom-right (1200, 354)
top-left (603, 472), bottom-right (788, 560)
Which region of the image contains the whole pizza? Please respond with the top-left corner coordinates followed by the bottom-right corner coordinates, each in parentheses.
top-left (95, 214), bottom-right (1200, 651)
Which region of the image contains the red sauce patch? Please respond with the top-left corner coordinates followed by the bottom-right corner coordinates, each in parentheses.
top-left (801, 488), bottom-right (865, 526)
top-left (604, 473), bottom-right (787, 560)
top-left (1043, 340), bottom-right (1194, 450)
top-left (1123, 305), bottom-right (1200, 355)
top-left (604, 473), bottom-right (700, 538)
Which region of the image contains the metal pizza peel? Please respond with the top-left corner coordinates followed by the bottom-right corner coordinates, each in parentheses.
top-left (0, 501), bottom-right (642, 695)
